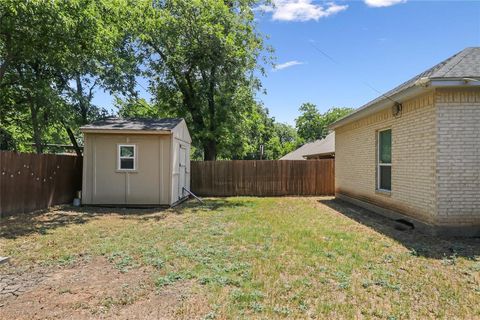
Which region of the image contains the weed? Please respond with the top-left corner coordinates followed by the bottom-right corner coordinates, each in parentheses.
top-left (442, 253), bottom-right (457, 266)
top-left (107, 252), bottom-right (136, 273)
top-left (57, 254), bottom-right (76, 266)
top-left (203, 311), bottom-right (217, 320)
top-left (58, 287), bottom-right (72, 294)
top-left (273, 305), bottom-right (292, 316)
top-left (250, 302), bottom-right (264, 313)
top-left (374, 279), bottom-right (401, 291)
top-left (155, 272), bottom-right (184, 287)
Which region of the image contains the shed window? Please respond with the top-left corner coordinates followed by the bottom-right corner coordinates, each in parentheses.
top-left (118, 145), bottom-right (136, 170)
top-left (377, 129), bottom-right (391, 191)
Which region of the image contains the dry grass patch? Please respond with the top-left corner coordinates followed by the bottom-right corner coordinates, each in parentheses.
top-left (1, 197), bottom-right (479, 319)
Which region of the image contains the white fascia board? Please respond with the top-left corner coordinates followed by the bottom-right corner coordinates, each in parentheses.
top-left (329, 86), bottom-right (431, 130)
top-left (429, 79), bottom-right (480, 87)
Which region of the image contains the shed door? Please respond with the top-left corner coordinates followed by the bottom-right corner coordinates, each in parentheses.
top-left (178, 145), bottom-right (187, 199)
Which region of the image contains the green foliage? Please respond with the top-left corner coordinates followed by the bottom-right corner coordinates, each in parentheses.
top-left (139, 0), bottom-right (271, 160)
top-left (321, 107), bottom-right (354, 128)
top-left (0, 127), bottom-right (15, 150)
top-left (116, 97), bottom-right (167, 119)
top-left (0, 0), bottom-right (139, 153)
top-left (155, 272), bottom-right (185, 288)
top-left (217, 105), bottom-right (300, 160)
top-left (295, 103), bottom-right (322, 143)
top-left (295, 104), bottom-right (354, 142)
top-left (0, 0), bottom-right (298, 160)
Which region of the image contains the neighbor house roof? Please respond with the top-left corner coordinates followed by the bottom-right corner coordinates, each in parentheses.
top-left (279, 143), bottom-right (313, 160)
top-left (80, 117), bottom-right (183, 132)
top-left (330, 47), bottom-right (480, 129)
top-left (302, 132), bottom-right (335, 158)
top-left (280, 132), bottom-right (335, 160)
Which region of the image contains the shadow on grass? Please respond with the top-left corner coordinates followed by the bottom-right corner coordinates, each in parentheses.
top-left (319, 198), bottom-right (480, 260)
top-left (175, 197), bottom-right (252, 214)
top-left (0, 205), bottom-right (169, 240)
top-left (0, 198), bottom-right (250, 240)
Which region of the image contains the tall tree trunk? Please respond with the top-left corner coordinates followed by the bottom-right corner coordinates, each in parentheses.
top-left (30, 104), bottom-right (43, 154)
top-left (65, 126), bottom-right (82, 157)
top-left (204, 139), bottom-right (216, 160)
top-left (75, 74), bottom-right (88, 123)
top-left (203, 66), bottom-right (217, 161)
top-left (0, 61), bottom-right (8, 85)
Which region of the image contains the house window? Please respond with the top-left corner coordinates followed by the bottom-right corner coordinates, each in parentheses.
top-left (377, 129), bottom-right (392, 191)
top-left (118, 145), bottom-right (136, 170)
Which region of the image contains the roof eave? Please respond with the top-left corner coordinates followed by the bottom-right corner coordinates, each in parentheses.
top-left (329, 78), bottom-right (480, 130)
top-left (303, 151), bottom-right (335, 157)
top-left (329, 85), bottom-right (431, 130)
top-left (429, 78), bottom-right (480, 87)
top-left (80, 128), bottom-right (173, 134)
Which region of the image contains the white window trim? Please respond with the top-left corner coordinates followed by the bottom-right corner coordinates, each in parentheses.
top-left (118, 144), bottom-right (137, 171)
top-left (377, 129), bottom-right (392, 192)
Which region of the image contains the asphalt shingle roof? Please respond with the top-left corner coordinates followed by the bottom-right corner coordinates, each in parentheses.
top-left (301, 132), bottom-right (335, 157)
top-left (80, 117), bottom-right (183, 131)
top-left (361, 47), bottom-right (480, 111)
top-left (280, 132), bottom-right (335, 160)
top-left (331, 47), bottom-right (480, 127)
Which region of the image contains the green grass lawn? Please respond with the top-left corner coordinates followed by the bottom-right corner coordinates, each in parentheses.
top-left (1, 197), bottom-right (480, 319)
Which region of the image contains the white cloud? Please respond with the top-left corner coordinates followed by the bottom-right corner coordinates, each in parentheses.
top-left (364, 0), bottom-right (406, 7)
top-left (273, 60), bottom-right (304, 71)
top-left (260, 1), bottom-right (348, 22)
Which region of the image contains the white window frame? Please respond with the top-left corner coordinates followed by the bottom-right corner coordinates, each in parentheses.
top-left (118, 144), bottom-right (136, 171)
top-left (377, 129), bottom-right (392, 192)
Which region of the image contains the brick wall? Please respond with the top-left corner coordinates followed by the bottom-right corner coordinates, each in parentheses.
top-left (436, 88), bottom-right (480, 226)
top-left (335, 91), bottom-right (437, 223)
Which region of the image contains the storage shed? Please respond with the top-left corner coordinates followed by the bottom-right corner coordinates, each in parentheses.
top-left (80, 117), bottom-right (191, 206)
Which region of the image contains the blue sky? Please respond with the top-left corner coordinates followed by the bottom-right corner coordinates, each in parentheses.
top-left (94, 0), bottom-right (480, 125)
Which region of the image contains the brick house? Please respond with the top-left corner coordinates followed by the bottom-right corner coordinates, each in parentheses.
top-left (329, 47), bottom-right (480, 237)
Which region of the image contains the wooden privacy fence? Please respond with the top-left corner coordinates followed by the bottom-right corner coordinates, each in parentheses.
top-left (0, 151), bottom-right (82, 217)
top-left (191, 159), bottom-right (334, 197)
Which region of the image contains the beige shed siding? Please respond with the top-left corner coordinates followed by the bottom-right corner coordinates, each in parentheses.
top-left (172, 119), bottom-right (192, 143)
top-left (170, 138), bottom-right (190, 203)
top-left (82, 133), bottom-right (171, 205)
top-left (335, 92), bottom-right (437, 223)
top-left (435, 88), bottom-right (480, 226)
top-left (169, 120), bottom-right (192, 203)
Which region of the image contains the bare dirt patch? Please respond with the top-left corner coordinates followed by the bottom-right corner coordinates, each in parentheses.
top-left (0, 257), bottom-right (206, 320)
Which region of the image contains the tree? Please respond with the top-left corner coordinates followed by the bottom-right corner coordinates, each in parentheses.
top-left (139, 0), bottom-right (268, 160)
top-left (0, 0), bottom-right (140, 154)
top-left (295, 103), bottom-right (354, 142)
top-left (0, 127), bottom-right (15, 150)
top-left (295, 103), bottom-right (322, 143)
top-left (116, 98), bottom-right (164, 119)
top-left (0, 0), bottom-right (70, 153)
top-left (273, 122), bottom-right (301, 156)
top-left (320, 107), bottom-right (354, 131)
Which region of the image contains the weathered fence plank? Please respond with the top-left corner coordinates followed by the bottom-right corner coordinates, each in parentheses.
top-left (0, 151), bottom-right (82, 217)
top-left (191, 159), bottom-right (334, 196)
